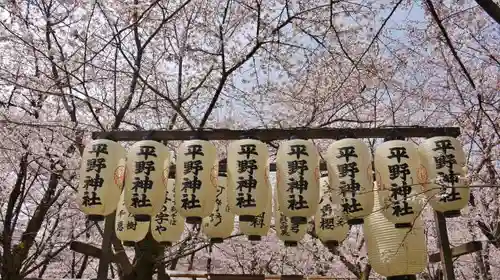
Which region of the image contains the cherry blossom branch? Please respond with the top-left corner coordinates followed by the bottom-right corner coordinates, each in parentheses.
top-left (424, 0), bottom-right (476, 90)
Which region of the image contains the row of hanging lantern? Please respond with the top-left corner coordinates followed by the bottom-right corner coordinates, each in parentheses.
top-left (78, 136), bottom-right (467, 242)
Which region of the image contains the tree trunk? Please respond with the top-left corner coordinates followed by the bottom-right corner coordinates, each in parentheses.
top-left (123, 233), bottom-right (163, 280)
top-left (481, 245), bottom-right (492, 280)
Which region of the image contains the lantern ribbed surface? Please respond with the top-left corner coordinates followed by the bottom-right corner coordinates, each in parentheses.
top-left (325, 138), bottom-right (374, 223)
top-left (175, 139), bottom-right (218, 223)
top-left (227, 139), bottom-right (269, 218)
top-left (203, 175), bottom-right (235, 241)
top-left (374, 140), bottom-right (425, 227)
top-left (239, 185), bottom-right (271, 240)
top-left (115, 191), bottom-right (149, 245)
top-left (124, 140), bottom-right (169, 221)
top-left (418, 136), bottom-right (469, 216)
top-left (276, 139), bottom-right (320, 223)
top-left (364, 182), bottom-right (427, 277)
top-left (78, 139), bottom-right (126, 220)
top-left (151, 178), bottom-right (185, 245)
top-left (314, 176), bottom-right (349, 245)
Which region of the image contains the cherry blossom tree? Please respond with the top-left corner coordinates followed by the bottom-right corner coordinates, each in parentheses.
top-left (0, 0), bottom-right (498, 280)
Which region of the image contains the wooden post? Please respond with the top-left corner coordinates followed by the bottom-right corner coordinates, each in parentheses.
top-left (97, 214), bottom-right (115, 280)
top-left (434, 211), bottom-right (455, 280)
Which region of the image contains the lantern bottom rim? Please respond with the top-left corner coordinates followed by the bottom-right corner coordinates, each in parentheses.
top-left (284, 241), bottom-right (298, 247)
top-left (290, 216), bottom-right (307, 224)
top-left (186, 216), bottom-right (202, 224)
top-left (123, 241), bottom-right (135, 247)
top-left (323, 240), bottom-right (339, 249)
top-left (386, 275), bottom-right (416, 280)
top-left (239, 215), bottom-right (255, 222)
top-left (87, 215), bottom-right (105, 222)
top-left (394, 223), bottom-right (412, 228)
top-left (210, 238), bottom-right (224, 244)
top-left (134, 214), bottom-right (151, 222)
top-left (443, 210), bottom-right (461, 218)
top-left (347, 218), bottom-right (364, 225)
top-left (248, 235), bottom-right (261, 241)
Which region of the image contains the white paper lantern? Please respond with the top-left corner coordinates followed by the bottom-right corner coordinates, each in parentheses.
top-left (276, 139), bottom-right (320, 224)
top-left (202, 174), bottom-right (235, 243)
top-left (124, 140), bottom-right (169, 221)
top-left (374, 140), bottom-right (425, 228)
top-left (326, 139), bottom-right (374, 224)
top-left (364, 182), bottom-right (427, 278)
top-left (151, 177), bottom-right (185, 246)
top-left (175, 139), bottom-right (218, 224)
top-left (274, 195), bottom-right (307, 247)
top-left (78, 139), bottom-right (126, 221)
top-left (418, 136), bottom-right (469, 217)
top-left (226, 139), bottom-right (269, 222)
top-left (115, 191), bottom-right (149, 246)
top-left (239, 183), bottom-right (272, 241)
top-left (315, 176), bottom-right (349, 248)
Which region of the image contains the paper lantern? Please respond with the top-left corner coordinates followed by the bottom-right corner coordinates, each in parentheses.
top-left (374, 140), bottom-right (425, 228)
top-left (276, 139), bottom-right (320, 224)
top-left (315, 176), bottom-right (349, 248)
top-left (124, 140), bottom-right (169, 221)
top-left (175, 139), bottom-right (218, 224)
top-left (78, 139), bottom-right (126, 221)
top-left (202, 173), bottom-right (235, 243)
top-left (151, 177), bottom-right (185, 246)
top-left (418, 137), bottom-right (468, 217)
top-left (239, 183), bottom-right (272, 241)
top-left (326, 139), bottom-right (374, 224)
top-left (102, 158), bottom-right (126, 216)
top-left (364, 182), bottom-right (427, 278)
top-left (115, 191), bottom-right (149, 246)
top-left (227, 138), bottom-right (269, 222)
top-left (274, 196), bottom-right (307, 247)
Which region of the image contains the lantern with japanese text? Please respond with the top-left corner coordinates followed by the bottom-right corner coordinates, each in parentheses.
top-left (274, 196), bottom-right (307, 247)
top-left (239, 185), bottom-right (272, 241)
top-left (418, 137), bottom-right (468, 217)
top-left (202, 173), bottom-right (235, 243)
top-left (364, 182), bottom-right (427, 278)
top-left (151, 177), bottom-right (185, 246)
top-left (315, 176), bottom-right (349, 249)
top-left (326, 139), bottom-right (374, 224)
top-left (276, 138), bottom-right (320, 224)
top-left (374, 140), bottom-right (425, 228)
top-left (124, 140), bottom-right (169, 221)
top-left (78, 139), bottom-right (126, 221)
top-left (115, 191), bottom-right (150, 246)
top-left (227, 138), bottom-right (269, 222)
top-left (175, 139), bottom-right (218, 224)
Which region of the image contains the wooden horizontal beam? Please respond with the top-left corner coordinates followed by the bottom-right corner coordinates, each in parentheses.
top-left (91, 127), bottom-right (460, 141)
top-left (429, 241), bottom-right (483, 263)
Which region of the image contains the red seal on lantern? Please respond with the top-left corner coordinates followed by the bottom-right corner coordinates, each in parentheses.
top-left (417, 165), bottom-right (428, 187)
top-left (210, 165), bottom-right (218, 188)
top-left (162, 167), bottom-right (169, 186)
top-left (114, 165), bottom-right (126, 190)
top-left (314, 167), bottom-right (320, 182)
